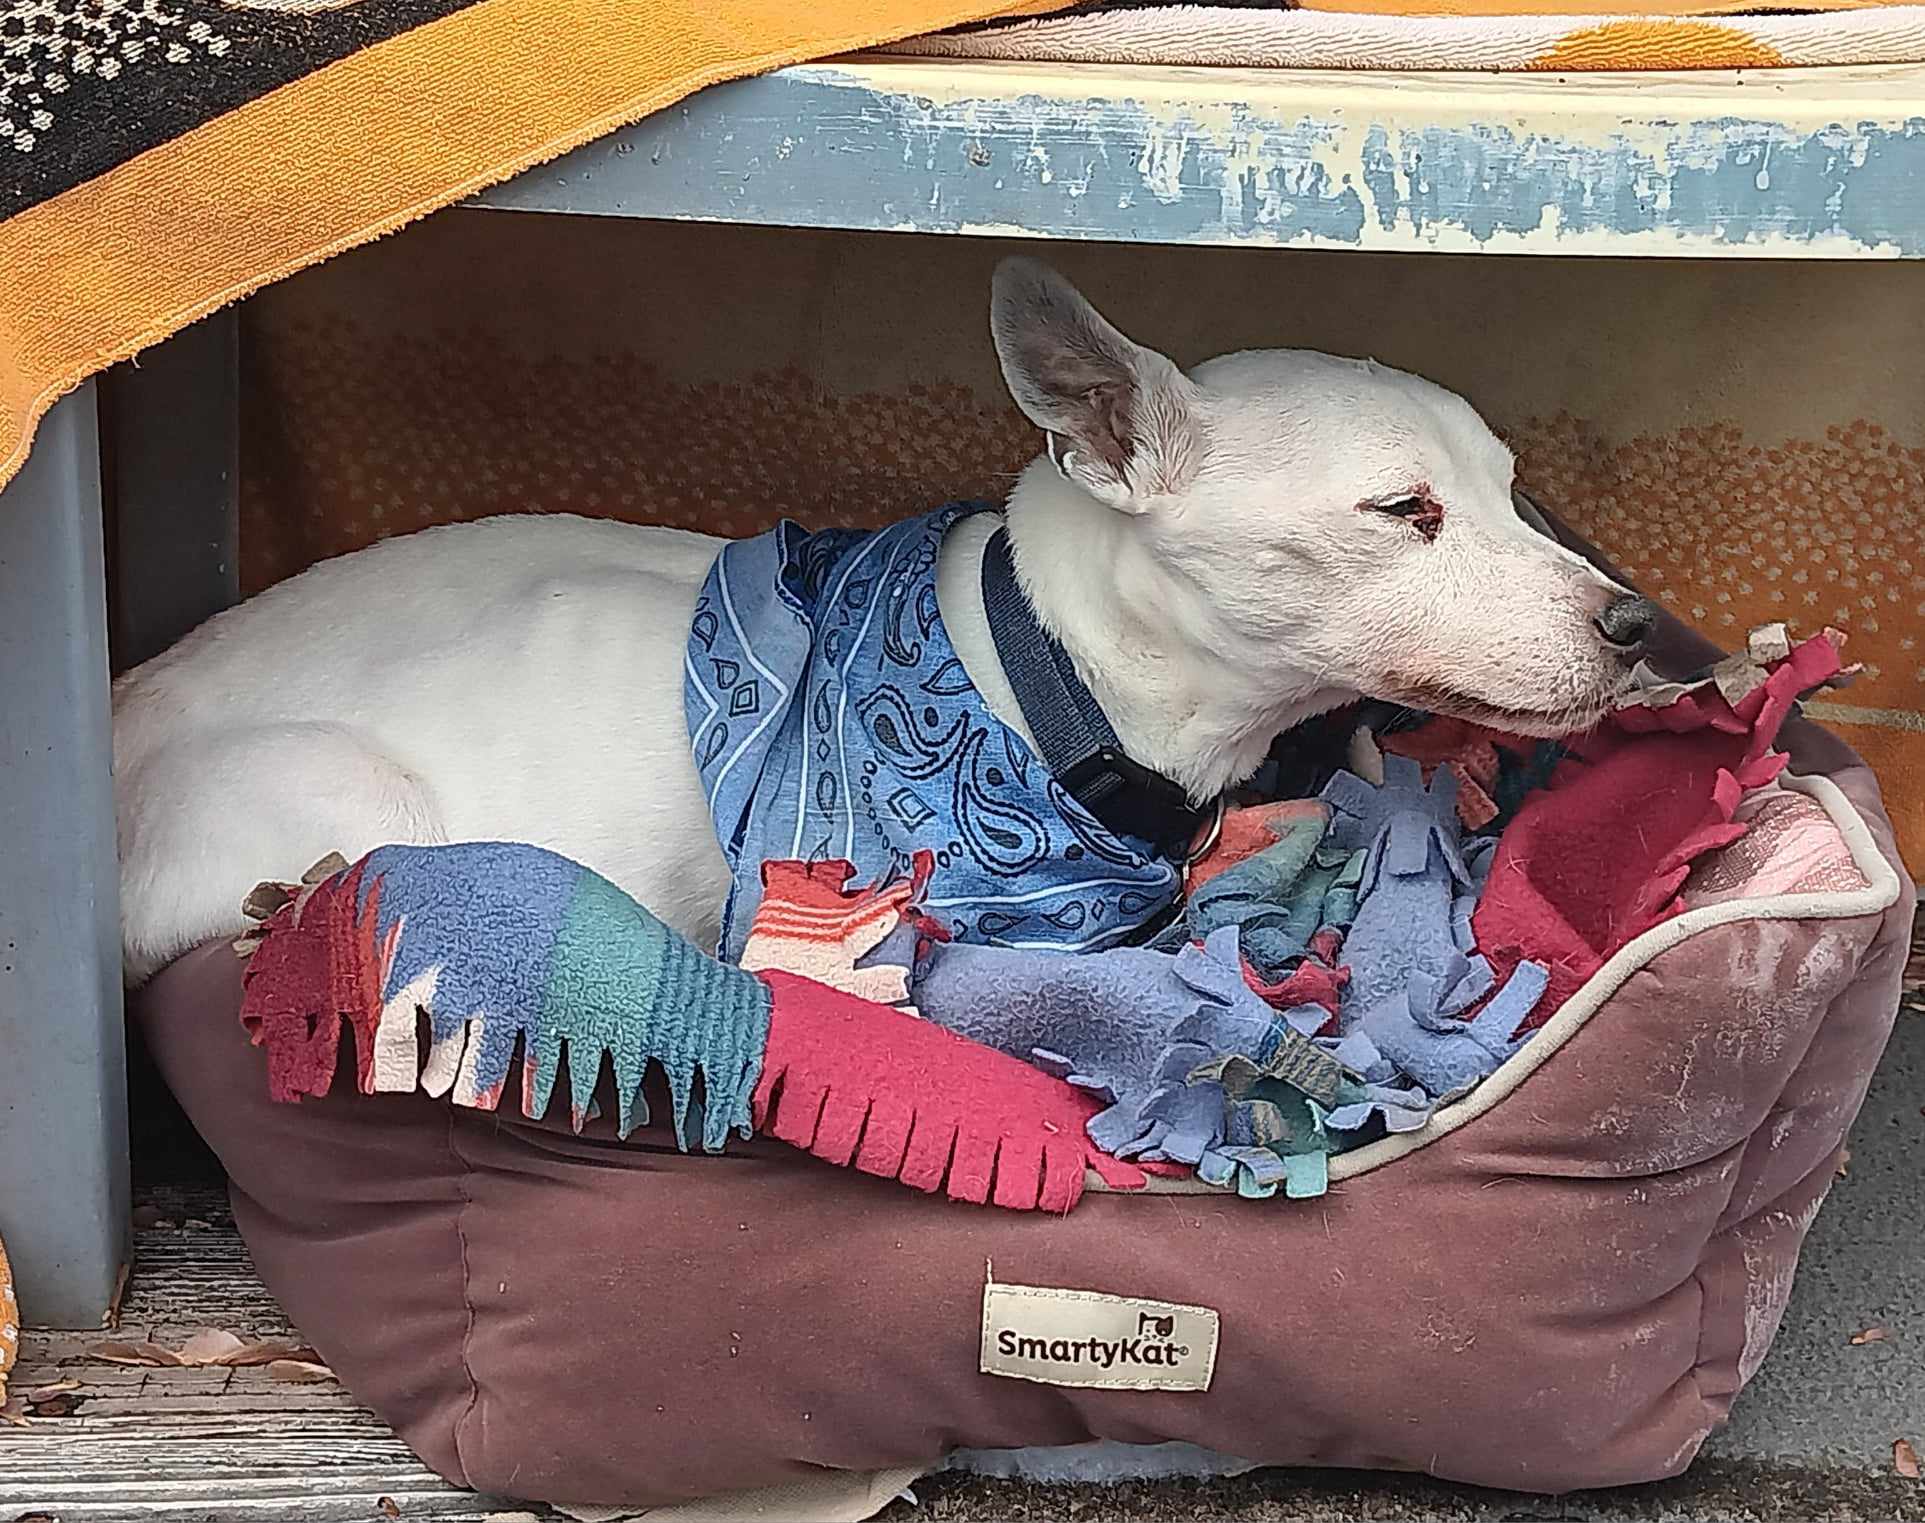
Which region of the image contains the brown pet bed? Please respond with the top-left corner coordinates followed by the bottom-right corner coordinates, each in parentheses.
top-left (133, 582), bottom-right (1910, 1517)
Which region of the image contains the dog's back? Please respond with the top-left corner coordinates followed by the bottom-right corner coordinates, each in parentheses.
top-left (114, 514), bottom-right (733, 981)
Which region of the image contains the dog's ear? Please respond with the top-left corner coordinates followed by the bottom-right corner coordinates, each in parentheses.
top-left (990, 257), bottom-right (1201, 514)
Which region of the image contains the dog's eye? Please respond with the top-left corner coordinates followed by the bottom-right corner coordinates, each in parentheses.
top-left (1367, 492), bottom-right (1444, 542)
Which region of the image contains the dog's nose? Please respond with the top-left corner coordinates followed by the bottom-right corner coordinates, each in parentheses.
top-left (1594, 594), bottom-right (1658, 651)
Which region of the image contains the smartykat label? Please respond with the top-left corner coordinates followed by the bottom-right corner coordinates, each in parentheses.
top-left (979, 1280), bottom-right (1219, 1392)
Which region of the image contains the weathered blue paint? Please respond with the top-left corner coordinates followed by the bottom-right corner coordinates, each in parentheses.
top-left (1837, 117), bottom-right (1925, 253)
top-left (475, 63), bottom-right (1925, 257)
top-left (0, 380), bottom-right (130, 1329)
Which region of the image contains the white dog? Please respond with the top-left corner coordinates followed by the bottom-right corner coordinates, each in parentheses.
top-left (113, 258), bottom-right (1652, 983)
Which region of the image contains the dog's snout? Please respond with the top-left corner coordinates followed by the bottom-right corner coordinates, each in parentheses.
top-left (1594, 593), bottom-right (1658, 652)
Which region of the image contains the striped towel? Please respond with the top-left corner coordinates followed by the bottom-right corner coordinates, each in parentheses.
top-left (892, 2), bottom-right (1925, 68)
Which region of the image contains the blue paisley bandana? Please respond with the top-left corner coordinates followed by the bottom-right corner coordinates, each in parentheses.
top-left (686, 502), bottom-right (1180, 962)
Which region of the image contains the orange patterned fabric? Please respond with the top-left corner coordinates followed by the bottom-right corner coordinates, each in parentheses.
top-left (1525, 19), bottom-right (1785, 67)
top-left (242, 335), bottom-right (1028, 593)
top-left (1511, 411), bottom-right (1925, 852)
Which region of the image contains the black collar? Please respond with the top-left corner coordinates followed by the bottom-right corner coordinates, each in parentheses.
top-left (979, 524), bottom-right (1215, 859)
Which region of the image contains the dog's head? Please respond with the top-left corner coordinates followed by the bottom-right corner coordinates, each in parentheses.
top-left (989, 258), bottom-right (1653, 741)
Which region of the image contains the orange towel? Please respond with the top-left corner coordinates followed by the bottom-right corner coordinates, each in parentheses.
top-left (0, 1231), bottom-right (16, 1403)
top-left (0, 0), bottom-right (1066, 495)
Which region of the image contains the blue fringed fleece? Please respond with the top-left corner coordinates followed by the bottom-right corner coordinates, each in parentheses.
top-left (239, 841), bottom-right (771, 1151)
top-left (904, 756), bottom-right (1551, 1198)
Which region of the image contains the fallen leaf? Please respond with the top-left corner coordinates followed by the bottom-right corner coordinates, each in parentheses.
top-left (0, 1395), bottom-right (29, 1428)
top-left (265, 1359), bottom-right (334, 1383)
top-left (1851, 1326), bottom-right (1890, 1346)
top-left (28, 1392), bottom-right (79, 1417)
top-left (150, 1218), bottom-right (178, 1231)
top-left (174, 1328), bottom-right (248, 1365)
top-left (220, 1340), bottom-right (320, 1368)
top-left (183, 1218), bottom-right (213, 1231)
top-left (88, 1340), bottom-right (183, 1367)
top-left (89, 1331), bottom-right (318, 1369)
top-left (1896, 1439), bottom-right (1921, 1479)
top-left (131, 1204), bottom-right (163, 1229)
top-left (379, 1497), bottom-right (402, 1519)
top-left (24, 1379), bottom-right (80, 1401)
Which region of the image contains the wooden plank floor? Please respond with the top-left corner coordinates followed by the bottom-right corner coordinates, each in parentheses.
top-left (1, 1186), bottom-right (531, 1523)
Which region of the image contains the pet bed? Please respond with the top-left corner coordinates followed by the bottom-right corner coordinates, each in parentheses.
top-left (134, 576), bottom-right (1909, 1517)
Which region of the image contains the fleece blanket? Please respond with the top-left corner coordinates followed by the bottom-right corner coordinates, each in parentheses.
top-left (234, 628), bottom-right (1851, 1210)
top-left (0, 0), bottom-right (1071, 498)
top-left (894, 2), bottom-right (1925, 68)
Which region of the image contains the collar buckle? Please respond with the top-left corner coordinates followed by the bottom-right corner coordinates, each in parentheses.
top-left (1058, 747), bottom-right (1214, 860)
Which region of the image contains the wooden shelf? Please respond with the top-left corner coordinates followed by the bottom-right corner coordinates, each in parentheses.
top-left (473, 56), bottom-right (1925, 259)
